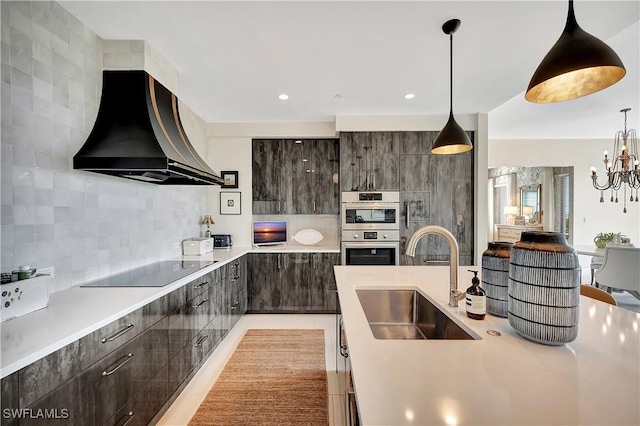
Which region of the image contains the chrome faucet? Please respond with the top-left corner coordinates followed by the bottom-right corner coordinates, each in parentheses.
top-left (405, 225), bottom-right (465, 307)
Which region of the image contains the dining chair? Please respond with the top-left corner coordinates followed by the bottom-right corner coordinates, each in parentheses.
top-left (594, 246), bottom-right (640, 300)
top-left (590, 257), bottom-right (602, 285)
top-left (580, 284), bottom-right (617, 305)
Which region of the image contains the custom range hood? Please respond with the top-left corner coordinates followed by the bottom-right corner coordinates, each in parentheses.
top-left (74, 70), bottom-right (223, 185)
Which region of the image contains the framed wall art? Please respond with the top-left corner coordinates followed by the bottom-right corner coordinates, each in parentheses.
top-left (220, 191), bottom-right (241, 215)
top-left (221, 170), bottom-right (238, 188)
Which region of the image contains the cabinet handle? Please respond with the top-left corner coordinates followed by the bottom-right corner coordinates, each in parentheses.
top-left (195, 335), bottom-right (209, 347)
top-left (277, 254), bottom-right (281, 270)
top-left (193, 299), bottom-right (209, 309)
top-left (313, 200), bottom-right (316, 212)
top-left (102, 353), bottom-right (134, 376)
top-left (312, 254), bottom-right (318, 269)
top-left (284, 254), bottom-right (289, 269)
top-left (194, 281), bottom-right (208, 289)
top-left (278, 200), bottom-right (281, 213)
top-left (101, 323), bottom-right (134, 344)
top-left (113, 412), bottom-right (134, 426)
top-left (405, 201), bottom-right (410, 229)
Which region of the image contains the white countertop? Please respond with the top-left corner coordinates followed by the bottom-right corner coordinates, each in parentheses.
top-left (335, 266), bottom-right (640, 426)
top-left (1, 244), bottom-right (339, 378)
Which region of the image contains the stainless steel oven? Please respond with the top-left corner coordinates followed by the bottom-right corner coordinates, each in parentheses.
top-left (341, 192), bottom-right (400, 266)
top-left (341, 192), bottom-right (400, 230)
top-left (341, 236), bottom-right (400, 265)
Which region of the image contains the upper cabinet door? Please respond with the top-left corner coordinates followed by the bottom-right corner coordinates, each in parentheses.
top-left (312, 139), bottom-right (340, 214)
top-left (289, 140), bottom-right (315, 214)
top-left (252, 140), bottom-right (291, 214)
top-left (340, 132), bottom-right (400, 192)
top-left (252, 139), bottom-right (339, 215)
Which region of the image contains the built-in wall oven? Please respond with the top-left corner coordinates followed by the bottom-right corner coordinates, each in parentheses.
top-left (341, 192), bottom-right (400, 266)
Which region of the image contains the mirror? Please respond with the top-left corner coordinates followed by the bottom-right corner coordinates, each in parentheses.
top-left (520, 184), bottom-right (541, 223)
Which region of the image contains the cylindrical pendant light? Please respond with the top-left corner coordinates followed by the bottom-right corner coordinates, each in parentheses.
top-left (432, 18), bottom-right (473, 155)
top-left (525, 0), bottom-right (626, 103)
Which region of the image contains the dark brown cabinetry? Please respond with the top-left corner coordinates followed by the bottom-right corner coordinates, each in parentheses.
top-left (398, 131), bottom-right (474, 266)
top-left (340, 132), bottom-right (400, 192)
top-left (247, 252), bottom-right (339, 313)
top-left (252, 139), bottom-right (339, 214)
top-left (0, 256), bottom-right (248, 426)
top-left (340, 131), bottom-right (475, 265)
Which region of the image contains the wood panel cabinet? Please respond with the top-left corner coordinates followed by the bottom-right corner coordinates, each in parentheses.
top-left (340, 132), bottom-right (400, 192)
top-left (0, 257), bottom-right (248, 426)
top-left (307, 253), bottom-right (339, 312)
top-left (252, 139), bottom-right (339, 214)
top-left (247, 252), bottom-right (339, 313)
top-left (398, 131), bottom-right (475, 266)
top-left (252, 139), bottom-right (290, 214)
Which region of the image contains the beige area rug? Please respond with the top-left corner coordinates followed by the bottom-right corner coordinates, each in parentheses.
top-left (189, 329), bottom-right (329, 426)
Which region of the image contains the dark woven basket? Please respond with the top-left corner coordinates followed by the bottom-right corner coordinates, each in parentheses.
top-left (482, 242), bottom-right (513, 317)
top-left (508, 231), bottom-right (580, 345)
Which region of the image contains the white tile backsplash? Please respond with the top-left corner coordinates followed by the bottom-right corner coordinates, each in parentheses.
top-left (1, 1), bottom-right (212, 293)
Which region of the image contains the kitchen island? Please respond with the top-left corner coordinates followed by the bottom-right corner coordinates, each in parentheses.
top-left (335, 266), bottom-right (639, 426)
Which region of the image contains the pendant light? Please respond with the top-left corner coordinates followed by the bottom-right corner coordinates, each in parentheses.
top-left (525, 0), bottom-right (626, 103)
top-left (432, 19), bottom-right (473, 155)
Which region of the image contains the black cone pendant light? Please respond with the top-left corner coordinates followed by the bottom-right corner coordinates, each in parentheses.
top-left (432, 19), bottom-right (472, 155)
top-left (526, 0), bottom-right (626, 103)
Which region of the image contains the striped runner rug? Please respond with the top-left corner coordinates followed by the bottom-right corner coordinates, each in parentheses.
top-left (189, 329), bottom-right (329, 425)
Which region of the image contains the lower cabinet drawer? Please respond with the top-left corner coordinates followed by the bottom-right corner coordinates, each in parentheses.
top-left (86, 317), bottom-right (168, 425)
top-left (102, 364), bottom-right (168, 426)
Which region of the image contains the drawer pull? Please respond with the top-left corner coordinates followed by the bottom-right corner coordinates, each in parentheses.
top-left (195, 334), bottom-right (209, 347)
top-left (194, 281), bottom-right (209, 289)
top-left (114, 411), bottom-right (134, 426)
top-left (101, 323), bottom-right (134, 344)
top-left (194, 299), bottom-right (209, 309)
top-left (102, 353), bottom-right (134, 376)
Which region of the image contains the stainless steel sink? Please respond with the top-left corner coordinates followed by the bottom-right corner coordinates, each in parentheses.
top-left (356, 289), bottom-right (477, 340)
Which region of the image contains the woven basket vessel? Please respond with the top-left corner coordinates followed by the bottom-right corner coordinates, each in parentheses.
top-left (482, 241), bottom-right (513, 317)
top-left (508, 231), bottom-right (580, 345)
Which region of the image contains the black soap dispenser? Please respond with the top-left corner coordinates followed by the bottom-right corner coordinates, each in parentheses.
top-left (465, 270), bottom-right (486, 320)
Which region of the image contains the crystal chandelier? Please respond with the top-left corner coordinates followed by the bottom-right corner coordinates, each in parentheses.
top-left (590, 108), bottom-right (639, 213)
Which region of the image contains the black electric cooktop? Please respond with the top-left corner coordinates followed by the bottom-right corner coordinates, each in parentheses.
top-left (80, 259), bottom-right (217, 288)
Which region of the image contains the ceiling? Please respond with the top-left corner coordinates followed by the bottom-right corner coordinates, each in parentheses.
top-left (59, 1), bottom-right (639, 139)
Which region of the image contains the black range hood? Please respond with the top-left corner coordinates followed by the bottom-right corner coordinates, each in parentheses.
top-left (74, 70), bottom-right (223, 185)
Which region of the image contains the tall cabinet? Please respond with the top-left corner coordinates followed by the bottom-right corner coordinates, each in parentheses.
top-left (252, 139), bottom-right (340, 214)
top-left (339, 131), bottom-right (475, 265)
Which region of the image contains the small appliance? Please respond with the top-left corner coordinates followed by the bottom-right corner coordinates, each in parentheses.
top-left (182, 237), bottom-right (214, 256)
top-left (213, 234), bottom-right (233, 249)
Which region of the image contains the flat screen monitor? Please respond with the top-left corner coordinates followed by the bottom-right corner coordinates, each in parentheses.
top-left (252, 221), bottom-right (287, 246)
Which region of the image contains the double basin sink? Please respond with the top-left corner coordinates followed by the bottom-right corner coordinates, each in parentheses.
top-left (356, 289), bottom-right (477, 340)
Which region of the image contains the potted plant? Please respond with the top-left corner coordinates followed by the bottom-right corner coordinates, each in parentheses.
top-left (594, 232), bottom-right (615, 249)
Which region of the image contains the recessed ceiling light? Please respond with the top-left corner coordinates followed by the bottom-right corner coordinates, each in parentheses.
top-left (278, 93), bottom-right (289, 100)
top-left (404, 93), bottom-right (416, 99)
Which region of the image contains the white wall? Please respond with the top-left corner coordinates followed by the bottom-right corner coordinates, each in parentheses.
top-left (205, 137), bottom-right (253, 245)
top-left (0, 1), bottom-right (211, 293)
top-left (488, 138), bottom-right (640, 246)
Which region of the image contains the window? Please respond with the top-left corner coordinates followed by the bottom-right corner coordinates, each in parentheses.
top-left (554, 174), bottom-right (572, 242)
